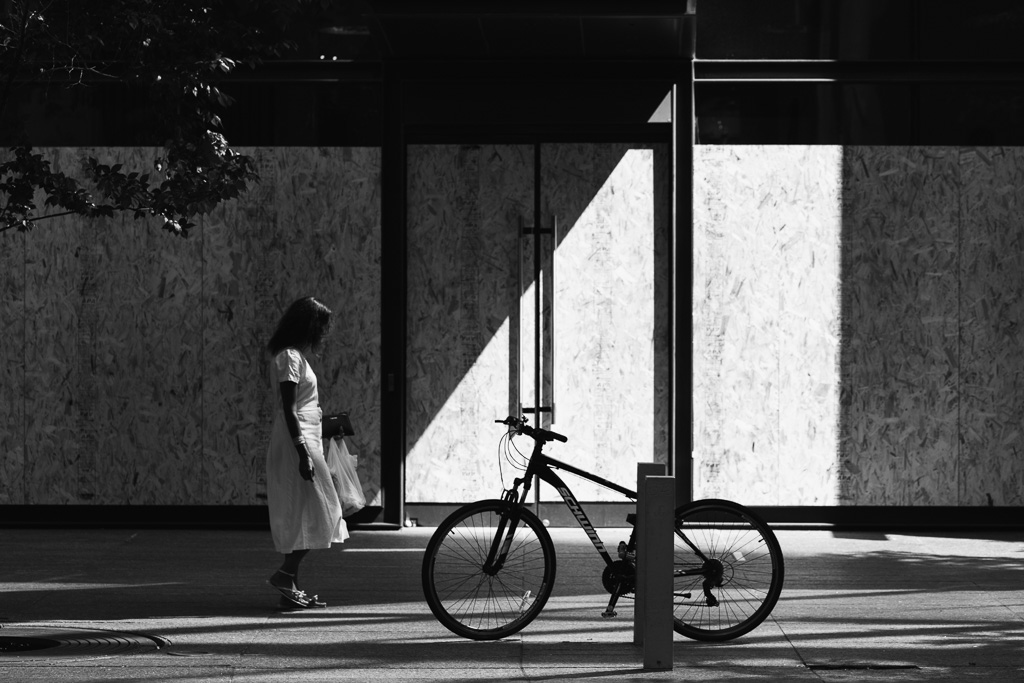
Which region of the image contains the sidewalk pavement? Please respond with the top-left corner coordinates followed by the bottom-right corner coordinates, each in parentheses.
top-left (1, 524), bottom-right (1022, 682)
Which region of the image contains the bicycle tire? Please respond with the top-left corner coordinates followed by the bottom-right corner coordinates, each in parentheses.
top-left (672, 499), bottom-right (784, 642)
top-left (422, 499), bottom-right (556, 640)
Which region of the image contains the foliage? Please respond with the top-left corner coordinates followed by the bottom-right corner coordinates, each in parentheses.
top-left (0, 0), bottom-right (318, 236)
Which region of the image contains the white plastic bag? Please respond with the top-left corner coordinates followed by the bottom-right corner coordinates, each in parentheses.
top-left (326, 437), bottom-right (365, 518)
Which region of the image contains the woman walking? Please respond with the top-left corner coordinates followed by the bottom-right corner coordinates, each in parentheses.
top-left (265, 296), bottom-right (347, 608)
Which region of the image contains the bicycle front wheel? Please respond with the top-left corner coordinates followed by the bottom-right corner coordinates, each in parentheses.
top-left (422, 500), bottom-right (556, 640)
top-left (672, 499), bottom-right (784, 641)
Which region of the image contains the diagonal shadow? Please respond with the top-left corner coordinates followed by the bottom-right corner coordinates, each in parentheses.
top-left (404, 142), bottom-right (670, 504)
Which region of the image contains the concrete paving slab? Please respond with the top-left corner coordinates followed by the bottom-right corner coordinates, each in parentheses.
top-left (1, 527), bottom-right (1022, 681)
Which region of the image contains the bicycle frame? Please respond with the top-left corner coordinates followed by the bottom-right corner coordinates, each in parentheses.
top-left (483, 433), bottom-right (710, 578)
top-left (484, 435), bottom-right (637, 573)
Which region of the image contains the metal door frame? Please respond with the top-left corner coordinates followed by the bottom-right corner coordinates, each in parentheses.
top-left (392, 129), bottom-right (681, 526)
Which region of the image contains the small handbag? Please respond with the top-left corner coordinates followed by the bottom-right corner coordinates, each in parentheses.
top-left (326, 436), bottom-right (365, 518)
top-left (322, 412), bottom-right (355, 439)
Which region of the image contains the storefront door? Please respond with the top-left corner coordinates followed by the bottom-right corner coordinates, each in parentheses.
top-left (406, 142), bottom-right (670, 505)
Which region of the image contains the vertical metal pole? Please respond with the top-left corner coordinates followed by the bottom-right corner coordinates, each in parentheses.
top-left (673, 5), bottom-right (696, 505)
top-left (533, 143), bottom-right (542, 421)
top-left (380, 63), bottom-right (406, 526)
top-left (551, 215), bottom-right (557, 425)
top-left (533, 142), bottom-right (542, 514)
top-left (514, 218), bottom-right (524, 419)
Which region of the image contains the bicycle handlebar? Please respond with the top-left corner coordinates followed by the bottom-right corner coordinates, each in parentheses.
top-left (495, 416), bottom-right (568, 443)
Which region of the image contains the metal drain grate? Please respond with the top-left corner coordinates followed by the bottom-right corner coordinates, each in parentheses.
top-left (0, 626), bottom-right (161, 661)
top-left (807, 664), bottom-right (921, 671)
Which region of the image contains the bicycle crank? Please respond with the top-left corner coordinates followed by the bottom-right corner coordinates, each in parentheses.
top-left (600, 560), bottom-right (636, 618)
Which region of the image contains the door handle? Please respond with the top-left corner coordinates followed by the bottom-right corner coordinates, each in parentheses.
top-left (521, 215), bottom-right (557, 426)
top-left (548, 215), bottom-right (557, 425)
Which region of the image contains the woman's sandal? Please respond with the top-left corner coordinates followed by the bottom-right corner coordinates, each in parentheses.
top-left (269, 570), bottom-right (327, 609)
top-left (277, 594), bottom-right (327, 610)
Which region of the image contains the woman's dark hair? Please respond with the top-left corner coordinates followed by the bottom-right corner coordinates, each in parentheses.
top-left (268, 296), bottom-right (333, 355)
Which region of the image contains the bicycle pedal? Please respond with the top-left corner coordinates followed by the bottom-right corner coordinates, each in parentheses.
top-left (601, 610), bottom-right (617, 618)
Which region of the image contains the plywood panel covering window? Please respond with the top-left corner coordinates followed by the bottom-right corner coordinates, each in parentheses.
top-left (0, 147), bottom-right (382, 507)
top-left (694, 145), bottom-right (1024, 507)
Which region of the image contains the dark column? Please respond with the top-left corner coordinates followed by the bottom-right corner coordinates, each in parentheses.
top-left (673, 5), bottom-right (696, 504)
top-left (380, 64), bottom-right (406, 526)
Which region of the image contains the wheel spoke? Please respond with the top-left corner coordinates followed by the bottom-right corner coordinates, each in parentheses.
top-left (672, 501), bottom-right (784, 642)
top-left (423, 502), bottom-right (555, 640)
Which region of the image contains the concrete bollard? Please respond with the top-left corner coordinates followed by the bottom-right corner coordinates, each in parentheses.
top-left (633, 462), bottom-right (666, 646)
top-left (633, 464), bottom-right (674, 671)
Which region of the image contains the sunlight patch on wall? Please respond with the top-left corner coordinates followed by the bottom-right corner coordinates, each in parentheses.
top-left (545, 148), bottom-right (658, 501)
top-left (407, 317), bottom-right (514, 501)
top-left (406, 144), bottom-right (666, 504)
top-left (693, 145), bottom-right (843, 505)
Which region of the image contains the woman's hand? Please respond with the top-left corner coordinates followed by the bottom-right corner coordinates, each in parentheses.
top-left (297, 446), bottom-right (315, 481)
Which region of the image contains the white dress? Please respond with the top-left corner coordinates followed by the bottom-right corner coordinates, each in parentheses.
top-left (266, 348), bottom-right (348, 553)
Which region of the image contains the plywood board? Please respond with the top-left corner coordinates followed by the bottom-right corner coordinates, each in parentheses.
top-left (694, 146), bottom-right (843, 505)
top-left (8, 142), bottom-right (1024, 510)
top-left (202, 147), bottom-right (383, 506)
top-left (16, 148), bottom-right (205, 504)
top-left (405, 143), bottom-right (670, 504)
top-left (696, 145), bottom-right (1022, 507)
top-left (3, 146), bottom-right (381, 506)
top-left (405, 144), bottom-right (531, 501)
top-left (839, 147), bottom-right (961, 505)
top-left (0, 222), bottom-right (26, 504)
top-left (544, 143), bottom-right (671, 501)
top-left (957, 147), bottom-right (1024, 505)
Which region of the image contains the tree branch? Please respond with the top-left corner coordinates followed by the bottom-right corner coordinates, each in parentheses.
top-left (1, 0), bottom-right (312, 238)
top-left (0, 0), bottom-right (36, 126)
top-left (0, 208), bottom-right (78, 232)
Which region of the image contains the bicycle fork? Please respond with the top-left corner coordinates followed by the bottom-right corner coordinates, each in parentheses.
top-left (482, 489), bottom-right (527, 576)
top-left (479, 494), bottom-right (537, 616)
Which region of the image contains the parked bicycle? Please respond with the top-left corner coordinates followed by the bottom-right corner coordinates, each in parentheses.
top-left (421, 416), bottom-right (784, 642)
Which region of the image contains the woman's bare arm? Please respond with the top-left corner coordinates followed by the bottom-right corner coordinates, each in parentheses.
top-left (279, 380), bottom-right (314, 481)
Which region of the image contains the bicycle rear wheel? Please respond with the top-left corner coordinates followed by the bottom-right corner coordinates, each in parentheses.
top-left (672, 499), bottom-right (784, 641)
top-left (422, 499), bottom-right (556, 640)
